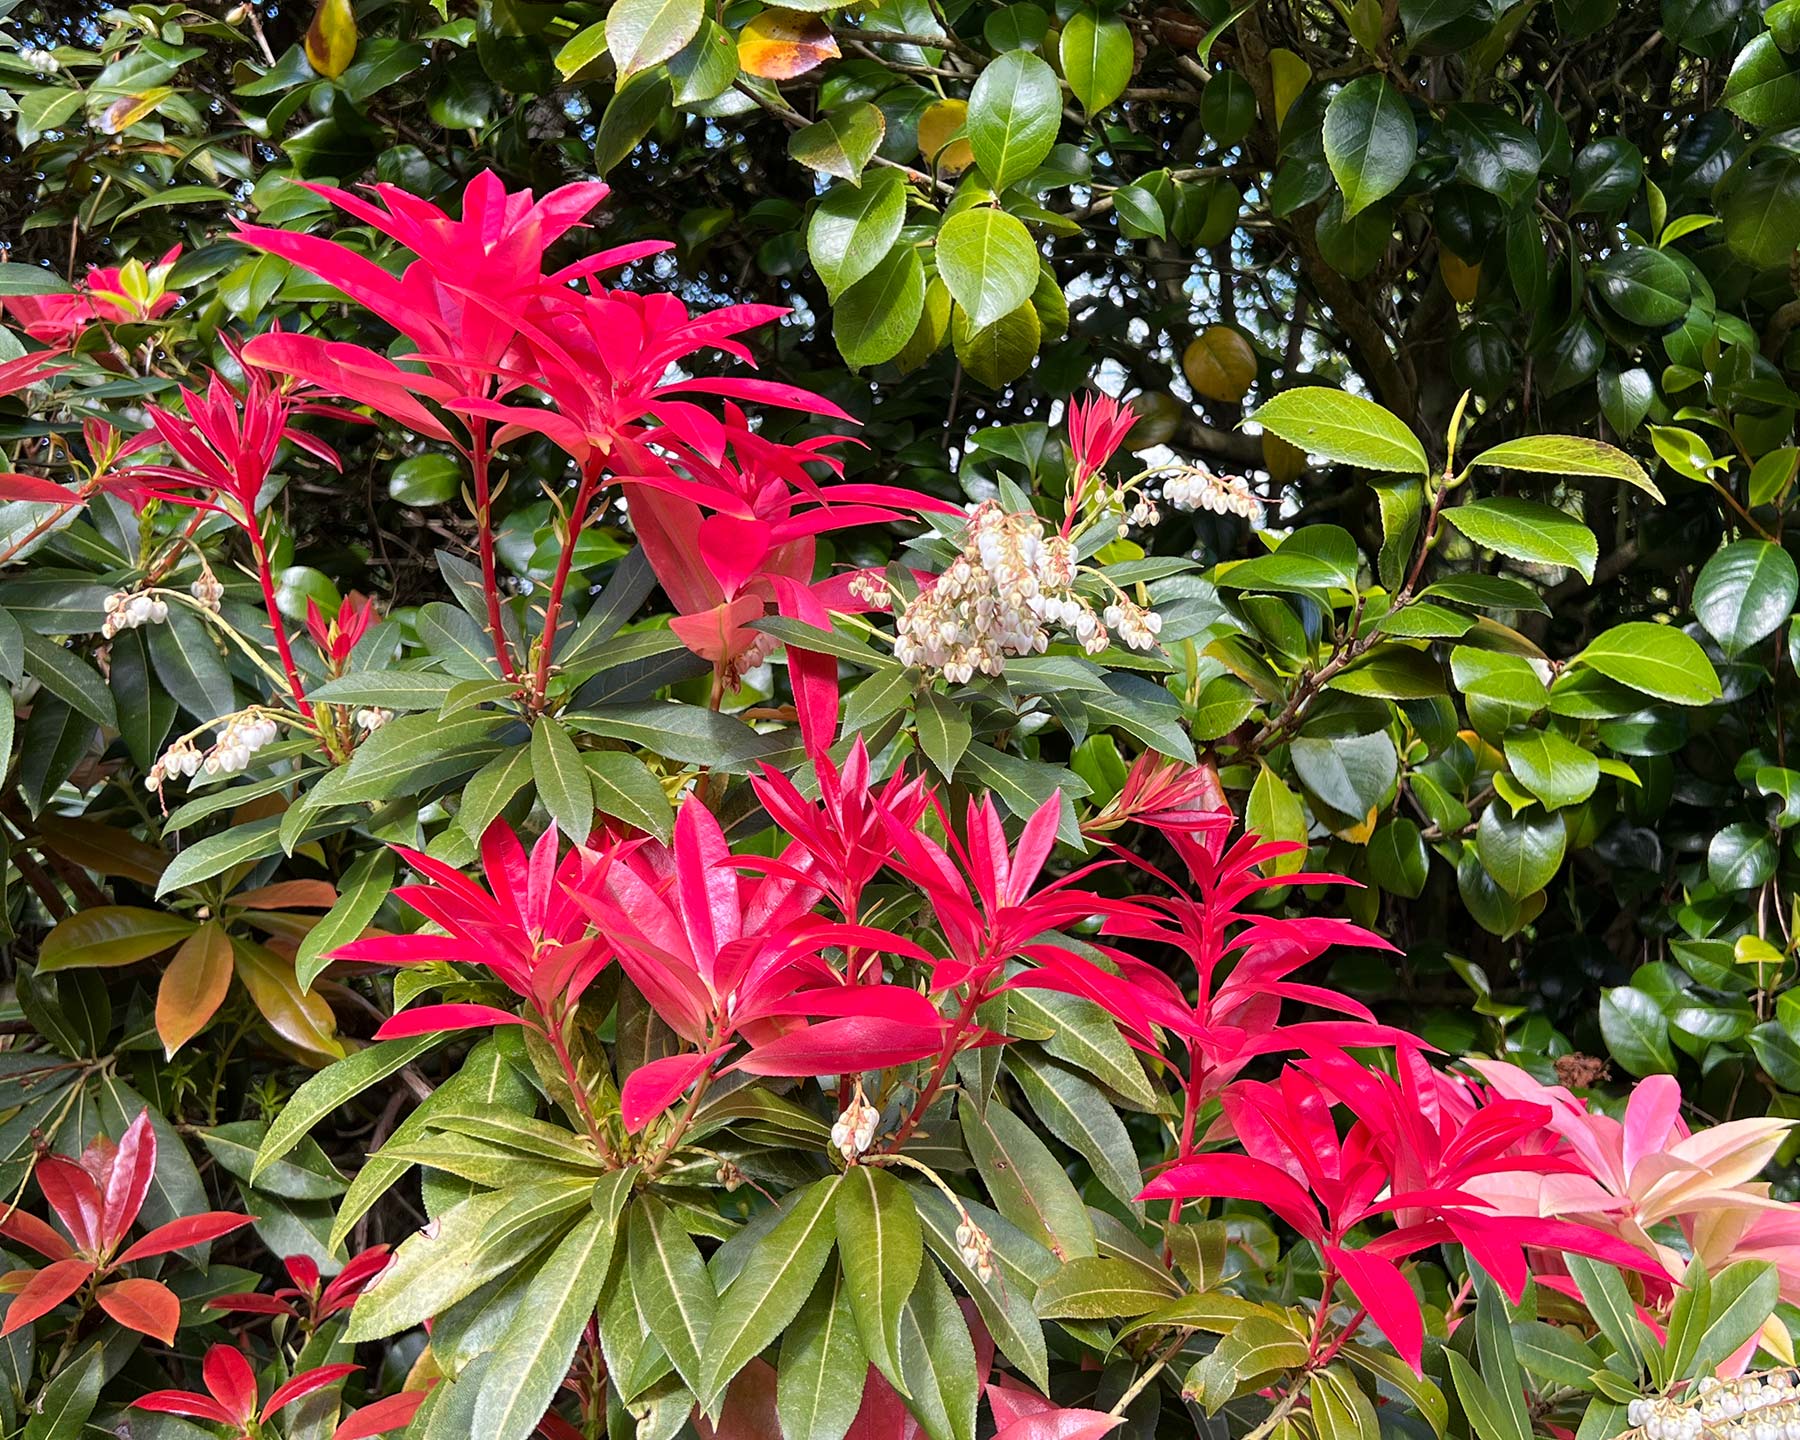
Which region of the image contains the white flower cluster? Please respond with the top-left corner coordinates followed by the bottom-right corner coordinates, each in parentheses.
top-left (147, 710), bottom-right (281, 790)
top-left (891, 502), bottom-right (1164, 682)
top-left (1161, 464), bottom-right (1263, 520)
top-left (101, 589), bottom-right (167, 639)
top-left (1627, 1373), bottom-right (1800, 1440)
top-left (954, 1206), bottom-right (994, 1283)
top-left (147, 738), bottom-right (203, 790)
top-left (830, 1083), bottom-right (879, 1161)
top-left (355, 706), bottom-right (394, 733)
top-left (208, 711), bottom-right (279, 775)
top-left (190, 570), bottom-right (224, 611)
top-left (19, 47), bottom-right (59, 74)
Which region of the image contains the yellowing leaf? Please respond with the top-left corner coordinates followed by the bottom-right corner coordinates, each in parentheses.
top-left (234, 936), bottom-right (345, 1063)
top-left (306, 0), bottom-right (358, 79)
top-left (1269, 48), bottom-right (1311, 129)
top-left (100, 87), bottom-right (174, 135)
top-left (738, 9), bottom-right (839, 80)
top-left (918, 99), bottom-right (974, 175)
top-left (1182, 325), bottom-right (1257, 403)
top-left (157, 922), bottom-right (235, 1059)
top-left (1440, 250), bottom-right (1481, 303)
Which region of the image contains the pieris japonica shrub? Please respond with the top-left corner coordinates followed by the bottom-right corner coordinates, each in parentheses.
top-left (0, 165), bottom-right (1794, 1440)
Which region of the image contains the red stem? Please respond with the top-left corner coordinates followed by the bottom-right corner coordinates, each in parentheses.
top-left (530, 466), bottom-right (600, 710)
top-left (469, 427), bottom-right (519, 682)
top-left (883, 985), bottom-right (985, 1154)
top-left (249, 526), bottom-right (312, 721)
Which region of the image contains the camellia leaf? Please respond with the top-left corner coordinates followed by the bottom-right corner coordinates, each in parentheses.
top-left (607, 0), bottom-right (705, 77)
top-left (1693, 539), bottom-right (1799, 655)
top-left (1466, 436), bottom-right (1660, 501)
top-left (1250, 390), bottom-right (1428, 475)
top-left (809, 169), bottom-right (908, 301)
top-left (936, 207), bottom-right (1040, 329)
top-left (790, 103), bottom-right (887, 182)
top-left (968, 50), bottom-right (1062, 189)
top-left (1059, 8), bottom-right (1133, 114)
top-left (738, 9), bottom-right (840, 79)
top-left (1442, 498), bottom-right (1597, 581)
top-left (1323, 75), bottom-right (1417, 218)
top-left (305, 0), bottom-right (358, 77)
top-left (1574, 622), bottom-right (1721, 704)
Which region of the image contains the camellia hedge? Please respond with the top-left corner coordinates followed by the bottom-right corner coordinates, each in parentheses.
top-left (3, 0), bottom-right (1800, 1436)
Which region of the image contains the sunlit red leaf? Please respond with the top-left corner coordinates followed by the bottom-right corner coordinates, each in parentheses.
top-left (0, 1259), bottom-right (94, 1335)
top-left (97, 1277), bottom-right (181, 1344)
top-left (331, 1391), bottom-right (429, 1440)
top-left (737, 9), bottom-right (839, 79)
top-left (117, 1212), bottom-right (255, 1265)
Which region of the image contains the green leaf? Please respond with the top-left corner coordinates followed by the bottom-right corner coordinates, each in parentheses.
top-left (1590, 246), bottom-right (1691, 328)
top-left (1250, 389), bottom-right (1428, 475)
top-left (630, 1195), bottom-right (717, 1396)
top-left (791, 102), bottom-right (887, 183)
top-left (1443, 498), bottom-right (1597, 581)
top-left (1367, 818), bottom-right (1429, 897)
top-left (295, 848), bottom-right (394, 992)
top-left (1694, 539), bottom-right (1799, 655)
top-left (606, 0), bottom-right (702, 76)
top-left (836, 244), bottom-right (926, 369)
top-left (1569, 138), bottom-right (1643, 216)
top-left (968, 50), bottom-right (1061, 190)
top-left (37, 906), bottom-right (196, 972)
top-left (156, 816), bottom-right (290, 897)
top-left (305, 671), bottom-right (459, 709)
top-left (565, 702), bottom-right (783, 771)
top-left (1290, 730), bottom-right (1397, 821)
top-left (778, 1264), bottom-right (867, 1440)
top-left (809, 169), bottom-right (908, 301)
top-left (1059, 8), bottom-right (1132, 113)
top-left (1467, 436), bottom-right (1659, 501)
top-left (896, 1263), bottom-right (979, 1440)
top-left (20, 631), bottom-right (115, 727)
top-left (1599, 986), bottom-right (1676, 1077)
top-left (1475, 801), bottom-right (1565, 898)
top-left (1567, 1255), bottom-right (1652, 1370)
top-left (1448, 1352), bottom-right (1524, 1440)
top-left (254, 1036), bottom-right (438, 1179)
top-left (1323, 75), bottom-right (1416, 218)
top-left (345, 1178), bottom-right (594, 1340)
top-left (915, 684), bottom-right (972, 779)
top-left (952, 300), bottom-right (1041, 387)
top-left (21, 1345), bottom-right (101, 1440)
top-left (1724, 33), bottom-right (1800, 127)
top-left (1708, 821), bottom-right (1777, 891)
top-left (1328, 646), bottom-right (1446, 700)
top-left (700, 1176), bottom-right (841, 1409)
top-left (1504, 728), bottom-right (1600, 809)
top-left (836, 1164), bottom-right (923, 1385)
top-left (1032, 1256), bottom-right (1167, 1319)
top-left (937, 208), bottom-right (1039, 329)
top-left (583, 750), bottom-right (674, 843)
top-left (1007, 1049), bottom-right (1143, 1213)
top-left (595, 70), bottom-right (671, 176)
top-left (1219, 524), bottom-right (1360, 593)
top-left (472, 1171), bottom-right (634, 1440)
top-left (529, 719), bottom-right (594, 839)
top-left (1574, 622), bottom-right (1720, 704)
top-left (957, 1094), bottom-right (1095, 1262)
top-left (1690, 1262), bottom-right (1781, 1377)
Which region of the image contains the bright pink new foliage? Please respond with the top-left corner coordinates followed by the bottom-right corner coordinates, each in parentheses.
top-left (1, 245), bottom-right (181, 344)
top-left (236, 170), bottom-right (949, 748)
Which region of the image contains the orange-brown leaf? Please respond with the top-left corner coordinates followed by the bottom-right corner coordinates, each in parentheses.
top-left (738, 9), bottom-right (839, 79)
top-left (229, 880), bottom-right (340, 911)
top-left (233, 937), bottom-right (344, 1063)
top-left (156, 922), bottom-right (234, 1059)
top-left (306, 0), bottom-right (358, 78)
